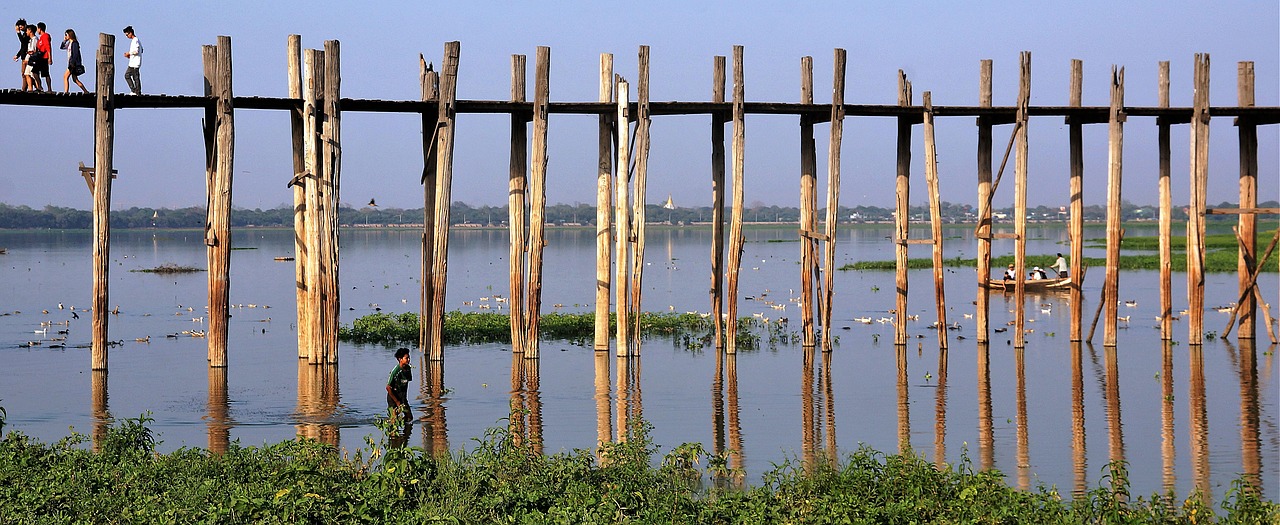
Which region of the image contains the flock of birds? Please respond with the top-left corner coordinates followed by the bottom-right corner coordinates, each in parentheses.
top-left (7, 300), bottom-right (274, 349)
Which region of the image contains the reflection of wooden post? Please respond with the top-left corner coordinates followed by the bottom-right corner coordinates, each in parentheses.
top-left (422, 358), bottom-right (448, 454)
top-left (1157, 62), bottom-right (1173, 341)
top-left (923, 92), bottom-right (948, 349)
top-left (1068, 59), bottom-right (1085, 341)
top-left (288, 35), bottom-right (308, 359)
top-left (975, 60), bottom-right (993, 343)
top-left (1102, 67), bottom-right (1125, 347)
top-left (1160, 341), bottom-right (1176, 493)
top-left (320, 40), bottom-right (342, 365)
top-left (893, 71), bottom-right (911, 345)
top-left (91, 370), bottom-right (109, 452)
top-left (614, 78), bottom-right (632, 357)
top-left (799, 57), bottom-right (817, 348)
top-left (1104, 345), bottom-right (1126, 483)
top-left (821, 49), bottom-right (846, 353)
top-left (1015, 347), bottom-right (1029, 491)
top-left (206, 36), bottom-right (235, 368)
top-left (1012, 52), bottom-right (1030, 348)
top-left (1237, 340), bottom-right (1260, 487)
top-left (207, 367), bottom-right (229, 454)
top-left (726, 46), bottom-right (746, 354)
top-left (508, 54), bottom-right (529, 355)
top-left (629, 46), bottom-right (652, 349)
top-left (419, 56), bottom-right (439, 353)
top-left (801, 346), bottom-right (816, 468)
top-left (977, 343), bottom-right (993, 470)
top-left (1071, 342), bottom-right (1088, 498)
top-left (91, 33), bottom-right (115, 371)
top-left (428, 42), bottom-right (460, 361)
top-left (895, 344), bottom-right (909, 453)
top-left (933, 347), bottom-right (948, 468)
top-left (594, 351), bottom-right (612, 451)
top-left (1188, 345), bottom-right (1210, 501)
top-left (594, 54), bottom-right (613, 352)
top-left (710, 56), bottom-right (727, 350)
top-left (524, 358), bottom-right (543, 454)
top-left (820, 349), bottom-right (837, 461)
top-left (725, 354), bottom-right (743, 486)
top-left (1187, 54), bottom-right (1210, 346)
top-left (524, 47), bottom-right (550, 359)
top-left (1236, 62), bottom-right (1257, 340)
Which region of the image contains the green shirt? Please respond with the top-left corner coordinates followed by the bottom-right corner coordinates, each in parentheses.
top-left (387, 364), bottom-right (411, 401)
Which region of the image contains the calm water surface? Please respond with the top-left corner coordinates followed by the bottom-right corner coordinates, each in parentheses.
top-left (0, 225), bottom-right (1275, 503)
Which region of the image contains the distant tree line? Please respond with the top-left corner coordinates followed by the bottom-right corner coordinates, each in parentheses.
top-left (1, 200), bottom-right (1268, 229)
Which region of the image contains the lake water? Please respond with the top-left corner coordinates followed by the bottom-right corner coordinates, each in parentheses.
top-left (0, 224), bottom-right (1275, 503)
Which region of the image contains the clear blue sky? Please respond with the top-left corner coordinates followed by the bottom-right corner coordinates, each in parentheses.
top-left (2, 1), bottom-right (1276, 211)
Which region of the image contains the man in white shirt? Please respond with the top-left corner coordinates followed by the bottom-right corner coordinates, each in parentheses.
top-left (1050, 252), bottom-right (1069, 278)
top-left (122, 25), bottom-right (142, 94)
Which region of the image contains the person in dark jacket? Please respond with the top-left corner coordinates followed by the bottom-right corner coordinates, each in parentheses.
top-left (14, 19), bottom-right (31, 90)
top-left (60, 28), bottom-right (87, 93)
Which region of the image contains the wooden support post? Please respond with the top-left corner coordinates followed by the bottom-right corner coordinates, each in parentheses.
top-left (594, 54), bottom-right (613, 352)
top-left (821, 49), bottom-right (846, 353)
top-left (799, 56), bottom-right (817, 347)
top-left (420, 56), bottom-right (440, 353)
top-left (923, 91), bottom-right (948, 349)
top-left (1068, 59), bottom-right (1085, 341)
top-left (428, 41), bottom-right (460, 361)
top-left (288, 35), bottom-right (308, 359)
top-left (301, 48), bottom-right (324, 364)
top-left (710, 56), bottom-right (727, 349)
top-left (975, 60), bottom-right (993, 343)
top-left (508, 54), bottom-right (529, 355)
top-left (1187, 54), bottom-right (1210, 345)
top-left (893, 70), bottom-right (911, 345)
top-left (321, 40), bottom-right (342, 365)
top-left (726, 46), bottom-right (746, 354)
top-left (1236, 61), bottom-right (1257, 339)
top-left (1013, 52), bottom-right (1030, 348)
top-left (1158, 61), bottom-right (1173, 340)
top-left (1103, 66), bottom-right (1125, 347)
top-left (206, 36), bottom-right (234, 367)
top-left (614, 78), bottom-right (632, 357)
top-left (525, 46), bottom-right (550, 359)
top-left (91, 33), bottom-right (115, 371)
top-left (629, 46), bottom-right (651, 349)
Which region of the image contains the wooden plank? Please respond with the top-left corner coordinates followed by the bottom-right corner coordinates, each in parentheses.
top-left (821, 48), bottom-right (846, 353)
top-left (1013, 52), bottom-right (1030, 349)
top-left (1158, 61), bottom-right (1173, 340)
top-left (525, 46), bottom-right (550, 359)
top-left (1187, 54), bottom-right (1210, 345)
top-left (1103, 66), bottom-right (1125, 347)
top-left (799, 56), bottom-right (817, 348)
top-left (1207, 207), bottom-right (1280, 215)
top-left (710, 56), bottom-right (726, 350)
top-left (975, 59), bottom-right (993, 344)
top-left (419, 55), bottom-right (439, 353)
top-left (428, 41), bottom-right (460, 361)
top-left (726, 46), bottom-right (746, 354)
top-left (1068, 59), bottom-right (1085, 341)
top-left (1237, 61), bottom-right (1258, 340)
top-left (288, 35), bottom-right (308, 359)
top-left (207, 36), bottom-right (235, 368)
top-left (923, 91), bottom-right (948, 349)
top-left (91, 33), bottom-right (115, 371)
top-left (894, 70), bottom-right (911, 345)
top-left (594, 53), bottom-right (613, 352)
top-left (629, 46), bottom-right (651, 351)
top-left (903, 239), bottom-right (936, 245)
top-left (798, 229), bottom-right (830, 242)
top-left (615, 78), bottom-right (632, 357)
top-left (508, 54), bottom-right (528, 355)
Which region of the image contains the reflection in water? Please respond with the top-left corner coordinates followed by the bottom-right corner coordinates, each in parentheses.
top-left (420, 357), bottom-right (448, 455)
top-left (934, 348), bottom-right (948, 468)
top-left (712, 352), bottom-right (745, 486)
top-left (508, 354), bottom-right (543, 454)
top-left (207, 367), bottom-right (230, 454)
top-left (295, 361), bottom-right (340, 447)
top-left (1015, 347), bottom-right (1030, 491)
top-left (615, 355), bottom-right (643, 442)
top-left (595, 351), bottom-right (612, 452)
top-left (91, 370), bottom-right (109, 453)
top-left (1103, 345), bottom-right (1125, 483)
top-left (977, 343), bottom-right (994, 471)
top-left (800, 347), bottom-right (837, 470)
top-left (1071, 342), bottom-right (1088, 497)
top-left (896, 344), bottom-right (909, 454)
top-left (802, 347), bottom-right (816, 469)
top-left (1189, 345), bottom-right (1210, 505)
top-left (1160, 341), bottom-right (1176, 494)
top-left (821, 349), bottom-right (836, 461)
top-left (1236, 340), bottom-right (1261, 493)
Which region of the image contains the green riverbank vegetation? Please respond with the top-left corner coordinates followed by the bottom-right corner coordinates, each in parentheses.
top-left (1, 412), bottom-right (1273, 523)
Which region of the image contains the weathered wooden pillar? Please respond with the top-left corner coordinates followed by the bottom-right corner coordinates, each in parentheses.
top-left (301, 49), bottom-right (324, 364)
top-left (821, 49), bottom-right (846, 353)
top-left (524, 46), bottom-right (550, 359)
top-left (320, 40), bottom-right (342, 365)
top-left (923, 92), bottom-right (948, 349)
top-left (594, 54), bottom-right (613, 352)
top-left (614, 77), bottom-right (632, 357)
top-left (710, 56), bottom-right (727, 349)
top-left (1012, 52), bottom-right (1030, 348)
top-left (428, 41), bottom-right (460, 361)
top-left (975, 60), bottom-right (993, 343)
top-left (205, 36), bottom-right (234, 368)
top-left (629, 46), bottom-right (651, 348)
top-left (288, 35), bottom-right (308, 359)
top-left (799, 56), bottom-right (817, 348)
top-left (508, 54), bottom-right (529, 355)
top-left (1187, 54), bottom-right (1210, 345)
top-left (1157, 62), bottom-right (1173, 340)
top-left (420, 56), bottom-right (440, 353)
top-left (1103, 67), bottom-right (1125, 347)
top-left (725, 46), bottom-right (746, 354)
top-left (1067, 59), bottom-right (1085, 341)
top-left (91, 33), bottom-right (115, 371)
top-left (1236, 61), bottom-right (1257, 340)
top-left (893, 71), bottom-right (911, 345)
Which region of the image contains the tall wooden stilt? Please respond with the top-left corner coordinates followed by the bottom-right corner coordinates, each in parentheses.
top-left (893, 71), bottom-right (911, 345)
top-left (301, 49), bottom-right (324, 365)
top-left (428, 41), bottom-right (461, 361)
top-left (614, 78), bottom-right (632, 357)
top-left (1068, 59), bottom-right (1085, 341)
top-left (594, 54), bottom-right (613, 352)
top-left (206, 36), bottom-right (235, 368)
top-left (320, 40), bottom-right (342, 365)
top-left (821, 49), bottom-right (846, 353)
top-left (1103, 66), bottom-right (1125, 347)
top-left (419, 56), bottom-right (440, 353)
top-left (629, 46), bottom-right (651, 349)
top-left (1236, 61), bottom-right (1257, 340)
top-left (525, 46), bottom-right (551, 359)
top-left (975, 60), bottom-right (993, 344)
top-left (90, 33), bottom-right (116, 371)
top-left (508, 54), bottom-right (529, 354)
top-left (1187, 54), bottom-right (1210, 346)
top-left (710, 56), bottom-right (727, 349)
top-left (288, 35), bottom-right (308, 359)
top-left (725, 46), bottom-right (746, 354)
top-left (1012, 52), bottom-right (1031, 349)
top-left (923, 91), bottom-right (948, 349)
top-left (1157, 62), bottom-right (1173, 340)
top-left (799, 56), bottom-right (817, 348)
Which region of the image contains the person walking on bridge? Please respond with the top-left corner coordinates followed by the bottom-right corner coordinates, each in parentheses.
top-left (122, 25), bottom-right (142, 94)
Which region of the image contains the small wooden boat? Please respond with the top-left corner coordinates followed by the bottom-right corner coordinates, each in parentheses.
top-left (984, 266), bottom-right (1086, 293)
top-left (273, 256), bottom-right (295, 262)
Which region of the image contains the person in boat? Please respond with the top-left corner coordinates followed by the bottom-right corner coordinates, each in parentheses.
top-left (1003, 264), bottom-right (1016, 280)
top-left (1029, 266), bottom-right (1048, 280)
top-left (1051, 253), bottom-right (1068, 278)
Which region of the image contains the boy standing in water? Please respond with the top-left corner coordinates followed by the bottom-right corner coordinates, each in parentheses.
top-left (386, 347), bottom-right (413, 423)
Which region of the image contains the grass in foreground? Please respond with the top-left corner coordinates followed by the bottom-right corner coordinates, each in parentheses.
top-left (0, 413), bottom-right (1273, 523)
